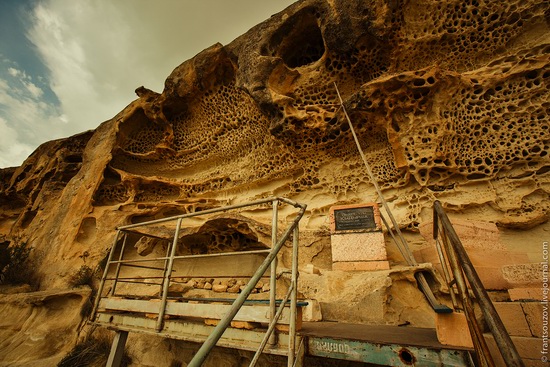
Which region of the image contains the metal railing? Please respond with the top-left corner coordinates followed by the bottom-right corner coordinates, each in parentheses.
top-left (432, 200), bottom-right (524, 367)
top-left (90, 197), bottom-right (306, 367)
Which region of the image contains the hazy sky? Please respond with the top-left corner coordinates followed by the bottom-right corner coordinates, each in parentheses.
top-left (0, 0), bottom-right (296, 168)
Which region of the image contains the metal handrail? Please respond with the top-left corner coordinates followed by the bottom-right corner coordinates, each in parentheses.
top-left (188, 202), bottom-right (305, 367)
top-left (433, 200), bottom-right (524, 367)
top-left (90, 196), bottom-right (306, 367)
top-left (249, 280), bottom-right (294, 367)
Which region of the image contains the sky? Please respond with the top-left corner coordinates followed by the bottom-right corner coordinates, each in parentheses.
top-left (0, 0), bottom-right (296, 168)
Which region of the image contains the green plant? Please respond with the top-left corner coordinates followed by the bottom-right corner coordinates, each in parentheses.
top-left (57, 330), bottom-right (131, 367)
top-left (0, 241), bottom-right (40, 287)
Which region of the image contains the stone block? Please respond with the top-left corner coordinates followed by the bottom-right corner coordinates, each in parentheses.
top-left (331, 232), bottom-right (387, 262)
top-left (419, 219), bottom-right (505, 250)
top-left (227, 284), bottom-right (240, 293)
top-left (508, 288), bottom-right (544, 301)
top-left (301, 263), bottom-right (321, 275)
top-left (212, 284), bottom-right (228, 293)
top-left (484, 334), bottom-right (545, 365)
top-left (302, 299), bottom-right (322, 321)
top-left (412, 245), bottom-right (524, 290)
top-left (332, 261), bottom-right (390, 271)
top-left (493, 302), bottom-right (531, 337)
top-left (435, 312), bottom-right (474, 348)
top-left (230, 321), bottom-right (260, 330)
top-left (204, 318), bottom-right (218, 326)
top-left (467, 265), bottom-right (509, 290)
top-left (522, 302), bottom-right (546, 338)
top-left (502, 263), bottom-right (545, 288)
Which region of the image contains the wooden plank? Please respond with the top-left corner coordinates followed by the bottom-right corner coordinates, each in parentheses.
top-left (307, 336), bottom-right (470, 367)
top-left (94, 313), bottom-right (290, 355)
top-left (170, 253), bottom-right (270, 278)
top-left (99, 297), bottom-right (295, 324)
top-left (299, 322), bottom-right (472, 350)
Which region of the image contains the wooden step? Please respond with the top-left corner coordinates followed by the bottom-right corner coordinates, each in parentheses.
top-left (94, 312), bottom-right (291, 355)
top-left (97, 297), bottom-right (301, 326)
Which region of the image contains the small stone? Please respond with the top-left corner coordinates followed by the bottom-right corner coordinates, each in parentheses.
top-left (168, 283), bottom-right (186, 293)
top-left (204, 282), bottom-right (213, 290)
top-left (186, 280), bottom-right (197, 288)
top-left (261, 283), bottom-right (270, 292)
top-left (255, 281), bottom-right (264, 289)
top-left (302, 263), bottom-right (321, 275)
top-left (212, 284), bottom-right (228, 293)
top-left (227, 284), bottom-right (240, 293)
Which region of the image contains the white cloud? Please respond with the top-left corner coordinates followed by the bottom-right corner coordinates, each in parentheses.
top-left (0, 116), bottom-right (35, 168)
top-left (7, 67), bottom-right (20, 77)
top-left (0, 0), bottom-right (295, 168)
top-left (0, 71), bottom-right (65, 165)
top-left (23, 80), bottom-right (44, 98)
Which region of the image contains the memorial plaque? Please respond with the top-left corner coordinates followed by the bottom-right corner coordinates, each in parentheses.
top-left (333, 206), bottom-right (376, 231)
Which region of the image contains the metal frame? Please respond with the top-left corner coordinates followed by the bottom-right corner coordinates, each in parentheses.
top-left (433, 200), bottom-right (524, 367)
top-left (90, 197), bottom-right (306, 367)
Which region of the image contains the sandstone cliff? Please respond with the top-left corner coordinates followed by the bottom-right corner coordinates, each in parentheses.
top-left (0, 0), bottom-right (548, 366)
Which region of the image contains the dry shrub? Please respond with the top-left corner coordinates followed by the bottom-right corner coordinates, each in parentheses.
top-left (68, 265), bottom-right (95, 288)
top-left (57, 330), bottom-right (131, 367)
top-left (0, 241), bottom-right (40, 288)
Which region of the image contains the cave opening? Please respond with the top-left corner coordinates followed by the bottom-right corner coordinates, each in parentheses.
top-left (272, 11), bottom-right (325, 68)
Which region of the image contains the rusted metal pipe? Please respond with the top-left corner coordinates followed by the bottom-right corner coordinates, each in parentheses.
top-left (118, 196), bottom-right (304, 230)
top-left (269, 198), bottom-right (279, 346)
top-left (249, 284), bottom-right (293, 367)
top-left (90, 230), bottom-right (122, 321)
top-left (288, 224), bottom-right (300, 367)
top-left (433, 201), bottom-right (524, 367)
top-left (111, 233), bottom-right (129, 296)
top-left (156, 217), bottom-right (183, 332)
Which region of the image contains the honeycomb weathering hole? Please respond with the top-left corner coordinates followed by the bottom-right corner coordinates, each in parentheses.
top-left (274, 11), bottom-right (325, 68)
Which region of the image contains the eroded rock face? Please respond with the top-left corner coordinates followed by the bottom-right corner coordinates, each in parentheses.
top-left (0, 288), bottom-right (91, 367)
top-left (0, 0), bottom-right (548, 365)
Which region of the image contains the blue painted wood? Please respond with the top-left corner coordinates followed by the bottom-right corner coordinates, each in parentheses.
top-left (308, 336), bottom-right (470, 367)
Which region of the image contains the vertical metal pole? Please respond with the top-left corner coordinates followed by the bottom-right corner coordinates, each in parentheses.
top-left (269, 199), bottom-right (278, 346)
top-left (156, 217), bottom-right (183, 332)
top-left (287, 225), bottom-right (299, 367)
top-left (442, 227), bottom-right (495, 367)
top-left (106, 330), bottom-right (129, 367)
top-left (434, 234), bottom-right (458, 309)
top-left (293, 337), bottom-right (305, 367)
top-left (111, 232), bottom-right (129, 296)
top-left (248, 286), bottom-right (293, 367)
top-left (434, 201), bottom-right (523, 367)
top-left (90, 230), bottom-right (121, 321)
top-left (187, 207), bottom-right (305, 367)
top-left (160, 237), bottom-right (172, 296)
